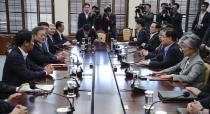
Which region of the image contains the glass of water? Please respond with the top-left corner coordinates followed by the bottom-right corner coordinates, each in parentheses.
top-left (144, 90), bottom-right (154, 109)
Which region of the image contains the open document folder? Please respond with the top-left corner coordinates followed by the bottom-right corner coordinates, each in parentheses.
top-left (18, 83), bottom-right (54, 93)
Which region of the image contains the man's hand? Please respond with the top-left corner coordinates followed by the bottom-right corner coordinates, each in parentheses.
top-left (200, 44), bottom-right (206, 50)
top-left (56, 52), bottom-right (66, 61)
top-left (167, 10), bottom-right (170, 16)
top-left (63, 41), bottom-right (71, 46)
top-left (187, 100), bottom-right (203, 114)
top-left (10, 105), bottom-right (28, 114)
top-left (141, 43), bottom-right (146, 47)
top-left (185, 87), bottom-right (201, 96)
top-left (197, 24), bottom-right (203, 29)
top-left (91, 11), bottom-right (96, 16)
top-left (44, 64), bottom-right (54, 75)
top-left (72, 40), bottom-right (77, 45)
top-left (133, 38), bottom-right (137, 42)
top-left (140, 9), bottom-right (144, 16)
top-left (139, 60), bottom-right (148, 65)
top-left (140, 49), bottom-right (148, 56)
top-left (7, 93), bottom-right (25, 104)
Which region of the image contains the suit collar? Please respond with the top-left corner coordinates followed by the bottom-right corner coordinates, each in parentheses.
top-left (18, 47), bottom-right (28, 59)
top-left (13, 46), bottom-right (23, 56)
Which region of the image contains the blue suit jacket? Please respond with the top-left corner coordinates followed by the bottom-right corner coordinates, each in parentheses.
top-left (0, 82), bottom-right (16, 99)
top-left (129, 28), bottom-right (148, 46)
top-left (28, 40), bottom-right (59, 67)
top-left (0, 100), bottom-right (15, 114)
top-left (192, 12), bottom-right (210, 40)
top-left (3, 46), bottom-right (46, 86)
top-left (148, 43), bottom-right (183, 69)
top-left (146, 44), bottom-right (164, 59)
top-left (143, 32), bottom-right (160, 52)
top-left (198, 83), bottom-right (210, 108)
top-left (53, 30), bottom-right (71, 45)
top-left (78, 12), bottom-right (91, 30)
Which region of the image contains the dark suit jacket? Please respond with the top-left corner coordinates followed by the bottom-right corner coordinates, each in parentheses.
top-left (148, 43), bottom-right (183, 69)
top-left (146, 44), bottom-right (164, 59)
top-left (156, 12), bottom-right (170, 24)
top-left (192, 12), bottom-right (210, 40)
top-left (0, 100), bottom-right (15, 114)
top-left (28, 40), bottom-right (59, 67)
top-left (46, 35), bottom-right (60, 54)
top-left (52, 30), bottom-right (71, 45)
top-left (142, 11), bottom-right (154, 32)
top-left (3, 46), bottom-right (46, 86)
top-left (0, 82), bottom-right (16, 99)
top-left (102, 13), bottom-right (117, 38)
top-left (143, 32), bottom-right (160, 52)
top-left (157, 12), bottom-right (183, 38)
top-left (78, 12), bottom-right (91, 30)
top-left (202, 25), bottom-right (210, 47)
top-left (168, 12), bottom-right (183, 38)
top-left (129, 28), bottom-right (148, 46)
top-left (76, 28), bottom-right (98, 44)
top-left (198, 83), bottom-right (210, 108)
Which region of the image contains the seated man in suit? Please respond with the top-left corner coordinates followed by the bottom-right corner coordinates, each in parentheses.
top-left (76, 24), bottom-right (98, 44)
top-left (47, 24), bottom-right (60, 54)
top-left (38, 22), bottom-right (51, 53)
top-left (159, 34), bottom-right (205, 89)
top-left (140, 28), bottom-right (164, 59)
top-left (125, 19), bottom-right (148, 46)
top-left (0, 82), bottom-right (19, 99)
top-left (38, 22), bottom-right (61, 54)
top-left (141, 22), bottom-right (161, 52)
top-left (187, 101), bottom-right (209, 114)
top-left (28, 26), bottom-right (67, 67)
top-left (0, 82), bottom-right (28, 114)
top-left (3, 29), bottom-right (53, 86)
top-left (53, 21), bottom-right (76, 46)
top-left (139, 27), bottom-right (183, 69)
top-left (0, 97), bottom-right (28, 114)
top-left (186, 83), bottom-right (210, 110)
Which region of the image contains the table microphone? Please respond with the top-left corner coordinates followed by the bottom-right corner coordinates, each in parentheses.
top-left (29, 82), bottom-right (75, 114)
top-left (68, 52), bottom-right (82, 66)
top-left (146, 91), bottom-right (190, 114)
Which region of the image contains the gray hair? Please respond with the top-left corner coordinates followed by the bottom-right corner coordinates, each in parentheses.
top-left (178, 34), bottom-right (201, 51)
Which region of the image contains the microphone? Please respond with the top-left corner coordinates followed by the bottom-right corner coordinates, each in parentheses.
top-left (146, 91), bottom-right (190, 114)
top-left (29, 82), bottom-right (75, 114)
top-left (68, 52), bottom-right (82, 66)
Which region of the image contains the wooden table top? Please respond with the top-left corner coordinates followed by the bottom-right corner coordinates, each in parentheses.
top-left (24, 43), bottom-right (189, 114)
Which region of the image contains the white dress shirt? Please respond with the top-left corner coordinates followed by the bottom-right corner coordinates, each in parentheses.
top-left (18, 47), bottom-right (28, 60)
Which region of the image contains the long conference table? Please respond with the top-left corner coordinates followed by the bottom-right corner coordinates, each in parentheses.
top-left (23, 42), bottom-right (189, 114)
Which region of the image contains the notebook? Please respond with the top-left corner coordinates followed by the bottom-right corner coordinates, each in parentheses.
top-left (158, 91), bottom-right (197, 102)
top-left (51, 64), bottom-right (67, 70)
top-left (18, 84), bottom-right (54, 94)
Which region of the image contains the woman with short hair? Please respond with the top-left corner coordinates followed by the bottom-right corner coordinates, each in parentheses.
top-left (159, 34), bottom-right (205, 89)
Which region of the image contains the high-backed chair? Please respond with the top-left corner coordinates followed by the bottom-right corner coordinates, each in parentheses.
top-left (122, 28), bottom-right (132, 41)
top-left (204, 63), bottom-right (210, 85)
top-left (97, 30), bottom-right (107, 43)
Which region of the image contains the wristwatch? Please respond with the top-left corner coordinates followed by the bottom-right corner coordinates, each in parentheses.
top-left (198, 108), bottom-right (204, 114)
